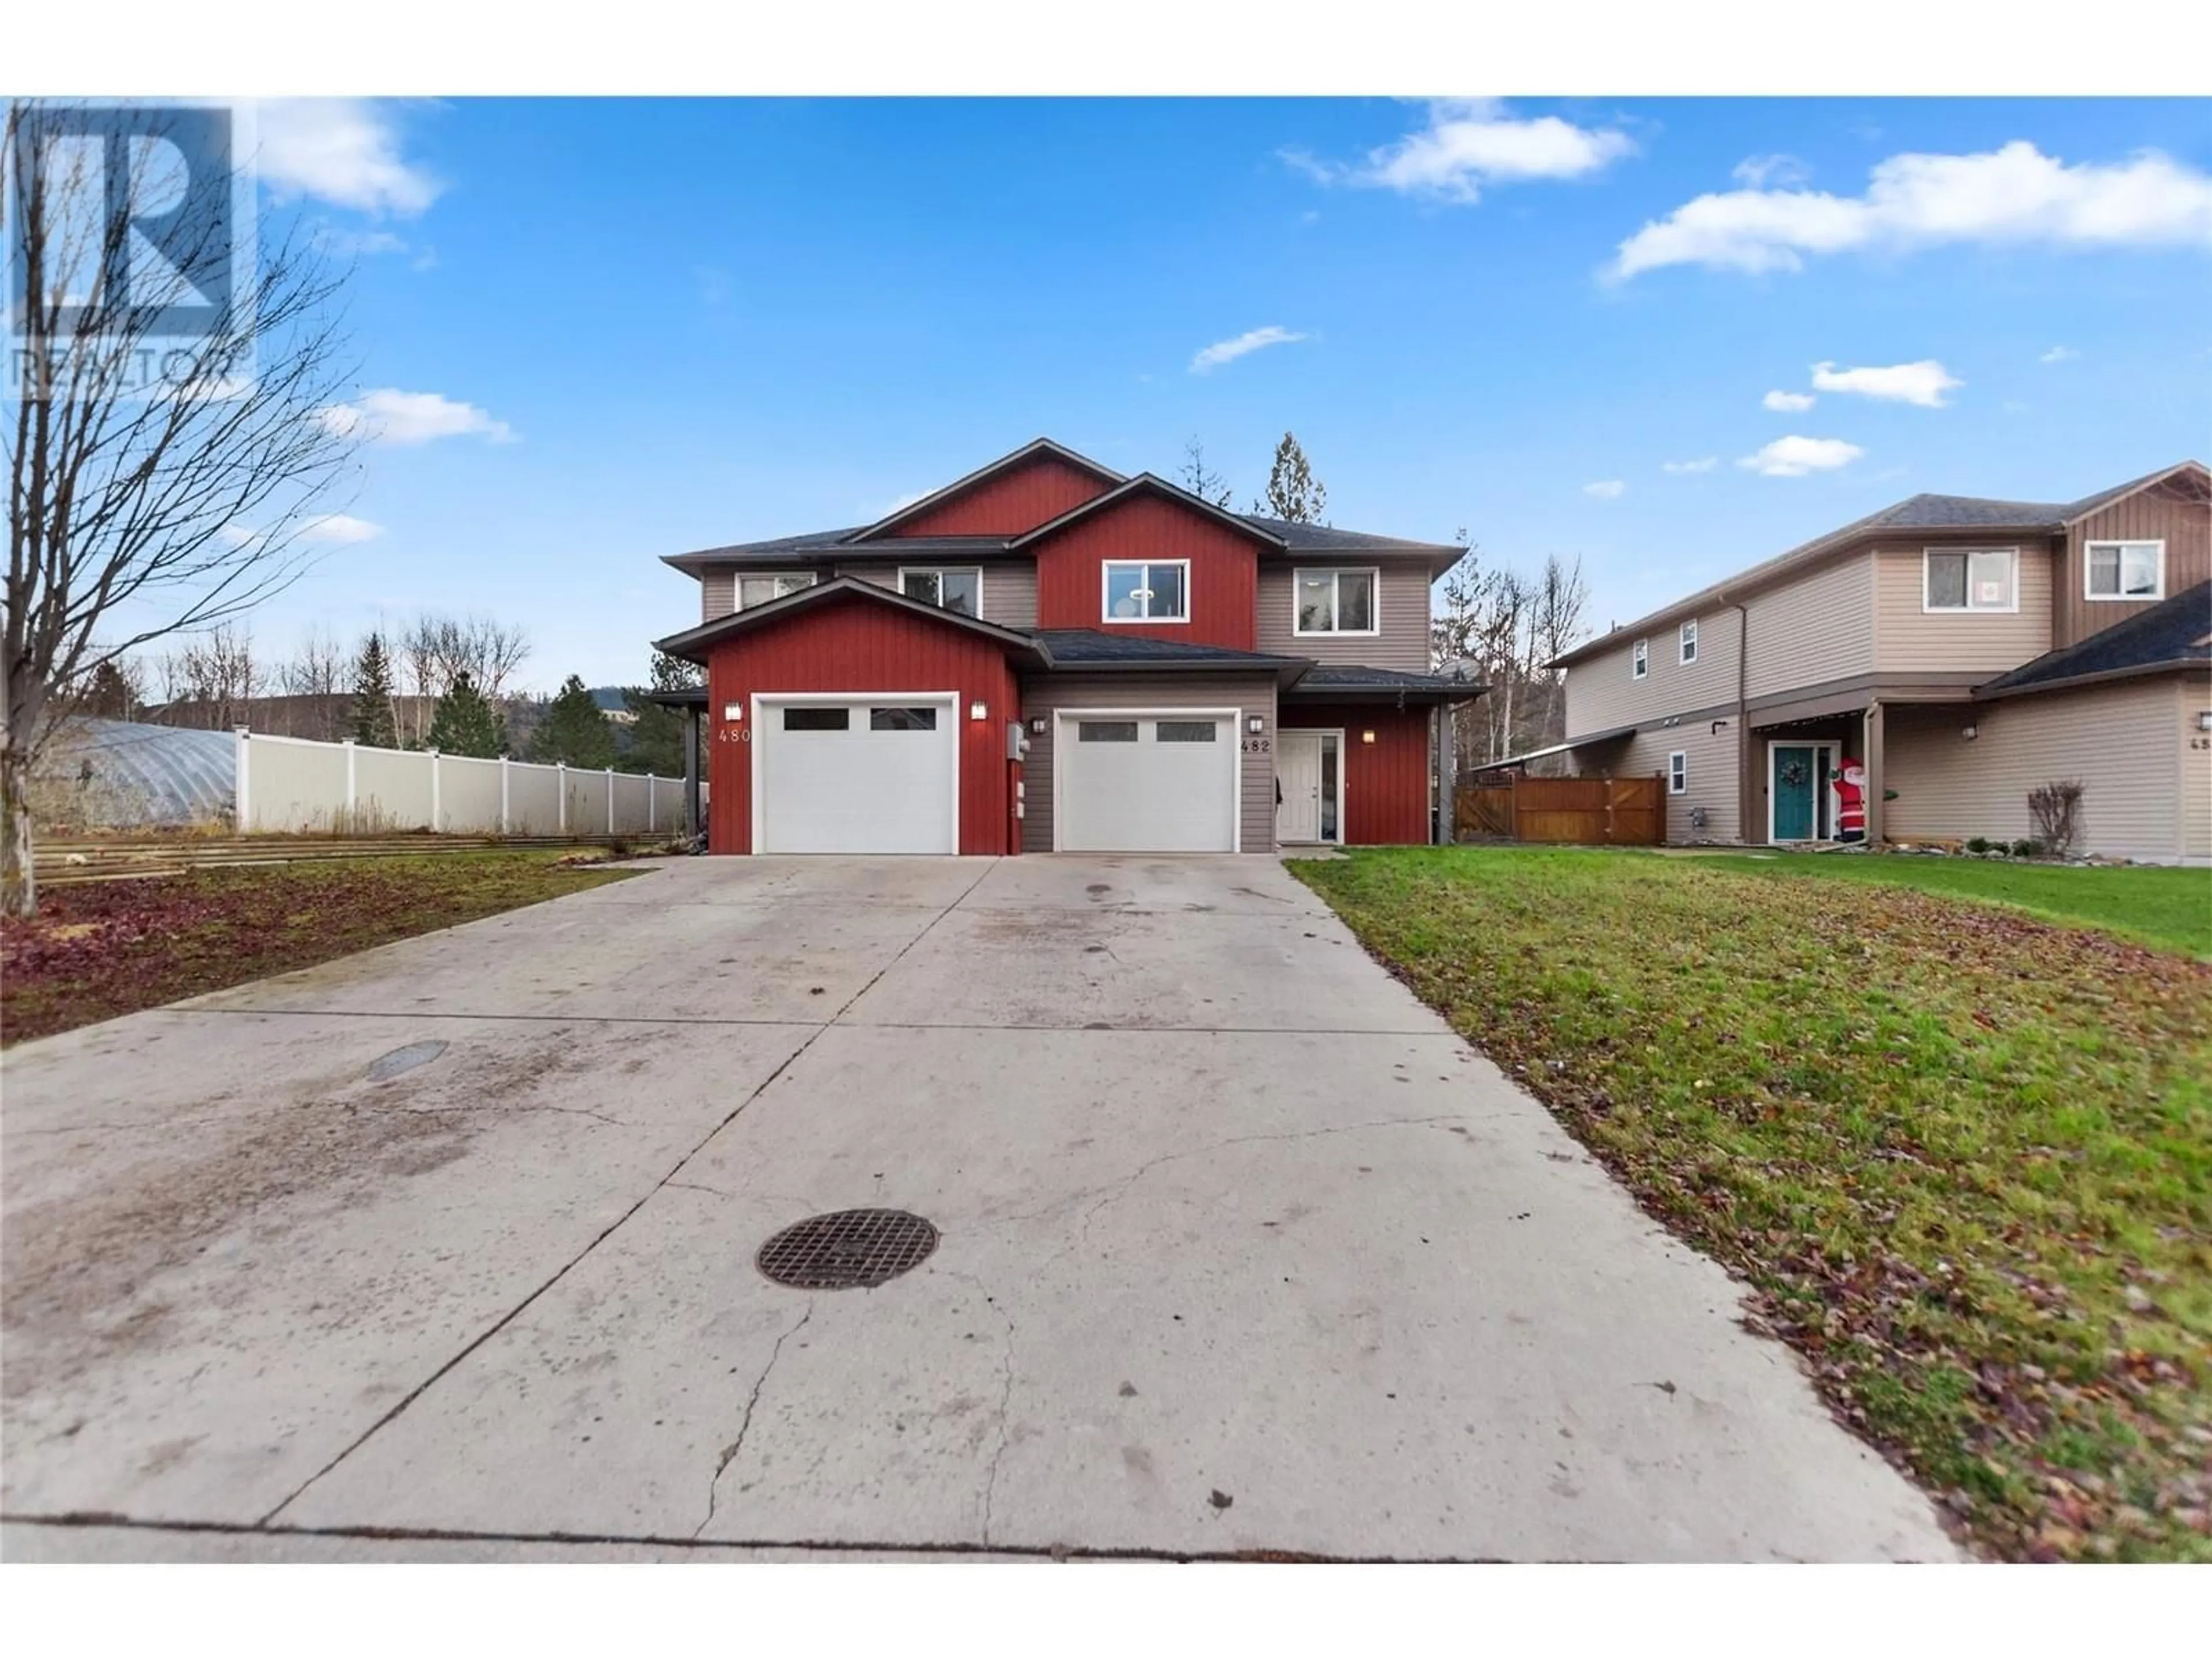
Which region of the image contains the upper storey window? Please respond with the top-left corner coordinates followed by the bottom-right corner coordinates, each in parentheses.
top-left (899, 566), bottom-right (982, 616)
top-left (738, 572), bottom-right (818, 608)
top-left (1103, 559), bottom-right (1188, 623)
top-left (2085, 540), bottom-right (2164, 601)
top-left (1923, 548), bottom-right (2017, 613)
top-left (1294, 569), bottom-right (1379, 635)
top-left (1631, 638), bottom-right (1649, 679)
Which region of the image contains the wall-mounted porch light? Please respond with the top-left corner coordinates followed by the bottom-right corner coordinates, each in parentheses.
top-left (1029, 715), bottom-right (1048, 736)
top-left (1361, 729), bottom-right (1377, 745)
top-left (722, 703), bottom-right (743, 722)
top-left (1960, 722), bottom-right (1979, 741)
top-left (2199, 710), bottom-right (2212, 732)
top-left (1247, 715), bottom-right (1264, 734)
top-left (969, 700), bottom-right (988, 721)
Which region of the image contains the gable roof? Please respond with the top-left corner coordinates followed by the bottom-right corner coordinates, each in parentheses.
top-left (1551, 460), bottom-right (2210, 670)
top-left (652, 575), bottom-right (1051, 665)
top-left (1976, 581), bottom-right (2212, 700)
top-left (1007, 473), bottom-right (1286, 550)
top-left (845, 438), bottom-right (1125, 543)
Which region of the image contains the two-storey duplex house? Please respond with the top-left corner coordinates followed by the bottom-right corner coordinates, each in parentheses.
top-left (1546, 460), bottom-right (2210, 863)
top-left (649, 439), bottom-right (1479, 855)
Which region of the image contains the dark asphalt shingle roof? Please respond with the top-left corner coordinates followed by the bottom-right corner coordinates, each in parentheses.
top-left (1028, 629), bottom-right (1305, 667)
top-left (1978, 581), bottom-right (2212, 698)
top-left (1239, 516), bottom-right (1462, 554)
top-left (1291, 665), bottom-right (1475, 690)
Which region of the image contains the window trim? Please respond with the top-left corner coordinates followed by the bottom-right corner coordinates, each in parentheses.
top-left (896, 564), bottom-right (985, 617)
top-left (1679, 618), bottom-right (1698, 665)
top-left (1291, 566), bottom-right (1383, 638)
top-left (2083, 539), bottom-right (2165, 603)
top-left (1668, 751), bottom-right (1688, 796)
top-left (1921, 546), bottom-right (2020, 615)
top-left (735, 570), bottom-right (821, 609)
top-left (1100, 558), bottom-right (1192, 626)
top-left (1631, 638), bottom-right (1649, 680)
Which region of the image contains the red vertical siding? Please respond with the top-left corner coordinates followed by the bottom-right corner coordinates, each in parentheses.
top-left (1280, 703), bottom-right (1434, 844)
top-left (878, 453), bottom-right (1113, 538)
top-left (1032, 493), bottom-right (1260, 648)
top-left (703, 597), bottom-right (1021, 854)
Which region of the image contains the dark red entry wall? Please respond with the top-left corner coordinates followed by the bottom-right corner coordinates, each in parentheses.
top-left (703, 598), bottom-right (1022, 854)
top-left (1279, 703), bottom-right (1434, 845)
top-left (1032, 493), bottom-right (1260, 648)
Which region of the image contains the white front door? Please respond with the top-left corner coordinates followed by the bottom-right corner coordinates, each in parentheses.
top-left (755, 695), bottom-right (958, 853)
top-left (1277, 732), bottom-right (1323, 843)
top-left (1056, 711), bottom-right (1238, 852)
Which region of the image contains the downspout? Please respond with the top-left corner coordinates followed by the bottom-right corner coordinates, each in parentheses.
top-left (1730, 599), bottom-right (1750, 844)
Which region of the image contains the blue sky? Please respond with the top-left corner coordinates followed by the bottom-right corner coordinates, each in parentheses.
top-left (241, 97), bottom-right (2210, 687)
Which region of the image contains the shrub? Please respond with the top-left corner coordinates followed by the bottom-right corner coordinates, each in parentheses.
top-left (2011, 838), bottom-right (2043, 859)
top-left (2027, 780), bottom-right (2085, 859)
top-left (1966, 836), bottom-right (1992, 854)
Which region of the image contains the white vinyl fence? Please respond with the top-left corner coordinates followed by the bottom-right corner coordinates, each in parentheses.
top-left (234, 729), bottom-right (687, 836)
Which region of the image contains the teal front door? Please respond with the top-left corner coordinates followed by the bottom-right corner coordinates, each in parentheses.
top-left (1772, 744), bottom-right (1820, 840)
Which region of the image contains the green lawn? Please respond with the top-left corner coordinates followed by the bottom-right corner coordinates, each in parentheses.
top-left (1692, 850), bottom-right (2212, 959)
top-left (1291, 845), bottom-right (2212, 1562)
top-left (2, 852), bottom-right (635, 1046)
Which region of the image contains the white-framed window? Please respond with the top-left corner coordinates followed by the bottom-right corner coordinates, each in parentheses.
top-left (1679, 618), bottom-right (1699, 664)
top-left (899, 566), bottom-right (983, 616)
top-left (1293, 567), bottom-right (1380, 635)
top-left (1632, 638), bottom-right (1649, 679)
top-left (1668, 751), bottom-right (1688, 795)
top-left (738, 571), bottom-right (819, 608)
top-left (1102, 559), bottom-right (1190, 623)
top-left (2085, 540), bottom-right (2165, 602)
top-left (1923, 547), bottom-right (2017, 613)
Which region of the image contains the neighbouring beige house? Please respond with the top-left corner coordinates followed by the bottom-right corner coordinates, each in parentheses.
top-left (1535, 460), bottom-right (2211, 864)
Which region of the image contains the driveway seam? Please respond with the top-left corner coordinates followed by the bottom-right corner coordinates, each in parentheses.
top-left (252, 859), bottom-right (1003, 1531)
top-left (156, 1007), bottom-right (1455, 1036)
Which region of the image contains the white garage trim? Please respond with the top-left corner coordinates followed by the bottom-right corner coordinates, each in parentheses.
top-left (751, 691), bottom-right (960, 854)
top-left (1050, 704), bottom-right (1242, 853)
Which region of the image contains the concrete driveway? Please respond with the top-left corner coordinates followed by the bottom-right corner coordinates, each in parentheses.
top-left (1, 855), bottom-right (1957, 1562)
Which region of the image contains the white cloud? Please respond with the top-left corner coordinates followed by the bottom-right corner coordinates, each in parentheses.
top-left (1189, 325), bottom-right (1308, 374)
top-left (317, 389), bottom-right (515, 446)
top-left (1763, 389), bottom-right (1817, 412)
top-left (259, 99), bottom-right (442, 216)
top-left (1662, 457), bottom-right (1718, 474)
top-left (1582, 479), bottom-right (1626, 498)
top-left (1286, 98), bottom-right (1634, 204)
top-left (1811, 358), bottom-right (1961, 407)
top-left (1611, 140), bottom-right (2212, 280)
top-left (310, 225), bottom-right (410, 259)
top-left (1738, 436), bottom-right (1866, 478)
top-left (1733, 154), bottom-right (1809, 190)
top-left (299, 513), bottom-right (384, 544)
top-left (2040, 344), bottom-right (2080, 363)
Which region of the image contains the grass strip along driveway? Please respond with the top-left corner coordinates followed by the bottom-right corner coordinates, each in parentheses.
top-left (2, 852), bottom-right (635, 1047)
top-left (1292, 847), bottom-right (2212, 1562)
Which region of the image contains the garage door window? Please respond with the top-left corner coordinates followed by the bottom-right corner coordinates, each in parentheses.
top-left (870, 706), bottom-right (938, 731)
top-left (1156, 721), bottom-right (1217, 742)
top-left (783, 707), bottom-right (850, 732)
top-left (1078, 721), bottom-right (1138, 742)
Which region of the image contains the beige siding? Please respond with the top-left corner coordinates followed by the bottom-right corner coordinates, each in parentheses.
top-left (2057, 480), bottom-right (2210, 649)
top-left (1872, 540), bottom-right (2053, 675)
top-left (834, 558), bottom-right (1040, 630)
top-left (1018, 673), bottom-right (1278, 854)
top-left (1255, 562), bottom-right (1431, 669)
top-left (2180, 675), bottom-right (2212, 865)
top-left (1744, 550), bottom-right (1874, 698)
top-left (1571, 721), bottom-right (1743, 844)
top-left (1563, 608), bottom-right (1743, 738)
top-left (1883, 679), bottom-right (2184, 861)
top-left (701, 569), bottom-right (732, 623)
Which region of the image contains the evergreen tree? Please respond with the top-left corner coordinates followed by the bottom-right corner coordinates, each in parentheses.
top-left (618, 650), bottom-right (702, 775)
top-left (77, 661), bottom-right (138, 719)
top-left (528, 673), bottom-right (615, 768)
top-left (350, 631), bottom-right (399, 748)
top-left (426, 671), bottom-right (507, 759)
top-left (1178, 435), bottom-right (1233, 508)
top-left (1255, 431), bottom-right (1328, 524)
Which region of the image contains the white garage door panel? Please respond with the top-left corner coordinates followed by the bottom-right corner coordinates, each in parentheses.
top-left (1058, 713), bottom-right (1237, 852)
top-left (757, 698), bottom-right (956, 854)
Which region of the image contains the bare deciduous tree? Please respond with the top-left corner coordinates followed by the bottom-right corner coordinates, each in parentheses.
top-left (3, 100), bottom-right (359, 912)
top-left (392, 612), bottom-right (532, 743)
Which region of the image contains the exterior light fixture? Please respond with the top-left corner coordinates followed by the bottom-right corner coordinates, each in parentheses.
top-left (722, 703), bottom-right (743, 722)
top-left (1247, 715), bottom-right (1264, 734)
top-left (969, 701), bottom-right (988, 721)
top-left (1960, 722), bottom-right (1978, 741)
top-left (1029, 715), bottom-right (1048, 736)
top-left (1361, 729), bottom-right (1377, 745)
top-left (2200, 710), bottom-right (2212, 732)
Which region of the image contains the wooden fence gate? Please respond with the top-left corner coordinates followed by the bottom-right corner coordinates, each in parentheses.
top-left (1453, 774), bottom-right (1664, 846)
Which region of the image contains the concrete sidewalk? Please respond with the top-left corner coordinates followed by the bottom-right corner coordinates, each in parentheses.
top-left (1, 855), bottom-right (1959, 1561)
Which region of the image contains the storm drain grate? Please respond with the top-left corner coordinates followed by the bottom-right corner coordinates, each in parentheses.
top-left (755, 1209), bottom-right (939, 1290)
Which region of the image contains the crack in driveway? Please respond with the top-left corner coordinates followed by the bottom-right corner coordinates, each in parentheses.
top-left (696, 1304), bottom-right (813, 1540)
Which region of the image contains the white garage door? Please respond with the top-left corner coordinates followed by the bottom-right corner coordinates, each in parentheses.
top-left (756, 696), bottom-right (957, 853)
top-left (1057, 711), bottom-right (1237, 852)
